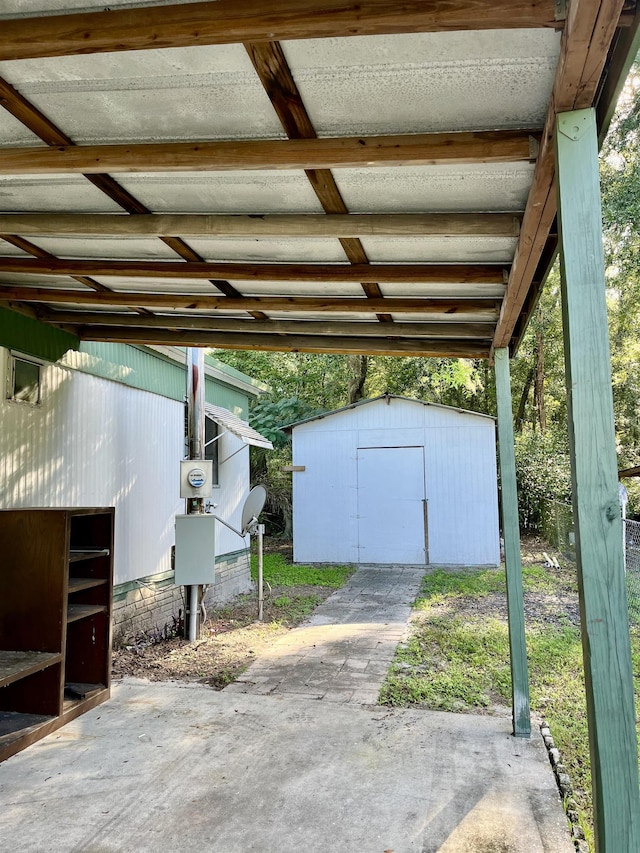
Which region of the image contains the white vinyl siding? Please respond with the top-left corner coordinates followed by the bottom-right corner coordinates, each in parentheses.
top-left (0, 348), bottom-right (250, 585)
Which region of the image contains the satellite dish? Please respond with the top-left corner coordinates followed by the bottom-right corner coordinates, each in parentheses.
top-left (241, 485), bottom-right (267, 535)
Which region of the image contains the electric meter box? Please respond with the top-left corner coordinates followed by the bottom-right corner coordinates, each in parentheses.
top-left (174, 514), bottom-right (216, 585)
top-left (180, 459), bottom-right (213, 498)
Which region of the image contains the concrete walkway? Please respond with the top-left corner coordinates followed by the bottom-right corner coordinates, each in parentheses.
top-left (0, 564), bottom-right (575, 852)
top-left (226, 563), bottom-right (425, 704)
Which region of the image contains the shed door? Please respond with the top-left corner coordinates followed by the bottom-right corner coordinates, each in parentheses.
top-left (356, 446), bottom-right (426, 564)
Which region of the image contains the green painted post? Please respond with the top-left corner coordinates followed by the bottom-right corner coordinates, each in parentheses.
top-left (494, 347), bottom-right (531, 738)
top-left (556, 107), bottom-right (640, 852)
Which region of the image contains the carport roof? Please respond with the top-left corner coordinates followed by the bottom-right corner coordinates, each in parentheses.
top-left (0, 1), bottom-right (637, 359)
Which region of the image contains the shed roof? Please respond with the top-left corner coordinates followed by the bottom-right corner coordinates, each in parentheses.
top-left (0, 1), bottom-right (636, 359)
top-left (285, 393), bottom-right (496, 430)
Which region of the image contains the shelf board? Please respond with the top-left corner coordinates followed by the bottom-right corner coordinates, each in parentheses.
top-left (0, 710), bottom-right (54, 742)
top-left (69, 548), bottom-right (110, 563)
top-left (66, 604), bottom-right (107, 624)
top-left (68, 577), bottom-right (108, 593)
top-left (0, 650), bottom-right (63, 689)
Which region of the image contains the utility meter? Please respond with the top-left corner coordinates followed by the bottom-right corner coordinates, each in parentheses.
top-left (180, 460), bottom-right (213, 498)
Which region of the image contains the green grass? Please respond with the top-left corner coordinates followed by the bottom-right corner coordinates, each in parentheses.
top-left (250, 552), bottom-right (353, 588)
top-left (270, 593), bottom-right (325, 622)
top-left (379, 561), bottom-right (640, 851)
top-left (411, 564), bottom-right (567, 611)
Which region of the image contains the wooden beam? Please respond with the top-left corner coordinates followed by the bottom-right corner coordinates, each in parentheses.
top-left (0, 0), bottom-right (562, 62)
top-left (45, 311), bottom-right (493, 339)
top-left (0, 213), bottom-right (523, 240)
top-left (0, 74), bottom-right (253, 309)
top-left (0, 131), bottom-right (539, 176)
top-left (76, 326), bottom-right (490, 357)
top-left (0, 288), bottom-right (500, 315)
top-left (596, 9), bottom-right (640, 143)
top-left (556, 107), bottom-right (640, 852)
top-left (619, 465), bottom-right (640, 478)
top-left (492, 0), bottom-right (626, 351)
top-left (494, 348), bottom-right (531, 738)
top-left (0, 258), bottom-right (507, 285)
top-left (245, 39), bottom-right (391, 319)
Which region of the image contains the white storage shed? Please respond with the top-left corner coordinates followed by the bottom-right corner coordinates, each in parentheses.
top-left (291, 395), bottom-right (499, 567)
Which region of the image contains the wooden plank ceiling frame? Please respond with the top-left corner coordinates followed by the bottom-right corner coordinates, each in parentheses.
top-left (0, 0), bottom-right (632, 356)
top-left (0, 36), bottom-right (524, 352)
top-left (0, 1), bottom-right (563, 62)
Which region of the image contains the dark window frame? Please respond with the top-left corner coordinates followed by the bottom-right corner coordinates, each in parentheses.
top-left (7, 352), bottom-right (42, 406)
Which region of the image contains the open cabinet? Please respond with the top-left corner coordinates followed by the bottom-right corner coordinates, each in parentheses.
top-left (0, 507), bottom-right (113, 762)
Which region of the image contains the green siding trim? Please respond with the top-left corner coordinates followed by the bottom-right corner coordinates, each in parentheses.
top-left (113, 547), bottom-right (250, 601)
top-left (0, 306), bottom-right (78, 362)
top-left (205, 375), bottom-right (248, 418)
top-left (205, 352), bottom-right (267, 395)
top-left (60, 342), bottom-right (250, 417)
top-left (68, 342), bottom-right (186, 399)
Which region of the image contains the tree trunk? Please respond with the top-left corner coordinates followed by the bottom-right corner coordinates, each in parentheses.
top-left (534, 327), bottom-right (546, 432)
top-left (347, 355), bottom-right (368, 404)
top-left (515, 365), bottom-right (535, 433)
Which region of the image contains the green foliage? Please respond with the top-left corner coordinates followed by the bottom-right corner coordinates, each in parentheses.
top-left (514, 428), bottom-right (572, 529)
top-left (250, 552), bottom-right (353, 588)
top-left (249, 396), bottom-right (320, 448)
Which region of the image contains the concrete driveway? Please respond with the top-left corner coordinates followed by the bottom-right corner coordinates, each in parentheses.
top-left (0, 564), bottom-right (574, 852)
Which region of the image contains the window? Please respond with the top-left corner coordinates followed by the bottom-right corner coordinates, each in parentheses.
top-left (205, 416), bottom-right (220, 487)
top-left (183, 404), bottom-right (220, 486)
top-left (8, 354), bottom-right (41, 405)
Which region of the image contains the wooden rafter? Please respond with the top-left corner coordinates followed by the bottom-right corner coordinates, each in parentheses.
top-left (0, 289), bottom-right (500, 315)
top-left (0, 132), bottom-right (539, 176)
top-left (0, 73), bottom-right (265, 317)
top-left (246, 39), bottom-right (391, 319)
top-left (0, 213), bottom-right (523, 239)
top-left (73, 327), bottom-right (490, 358)
top-left (0, 236), bottom-right (106, 294)
top-left (493, 0), bottom-right (627, 351)
top-left (0, 258), bottom-right (507, 285)
top-left (0, 0), bottom-right (563, 63)
top-left (44, 312), bottom-right (493, 339)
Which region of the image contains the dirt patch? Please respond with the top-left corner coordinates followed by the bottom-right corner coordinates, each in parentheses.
top-left (112, 583), bottom-right (335, 688)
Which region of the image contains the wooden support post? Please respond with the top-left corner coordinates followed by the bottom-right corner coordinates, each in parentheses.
top-left (556, 107), bottom-right (640, 852)
top-left (494, 347), bottom-right (531, 738)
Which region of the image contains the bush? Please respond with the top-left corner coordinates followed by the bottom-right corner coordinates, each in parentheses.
top-left (514, 428), bottom-right (572, 530)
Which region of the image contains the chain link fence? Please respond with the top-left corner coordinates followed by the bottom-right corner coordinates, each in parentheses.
top-left (535, 501), bottom-right (640, 627)
top-left (624, 519), bottom-right (640, 627)
top-left (539, 499), bottom-right (576, 562)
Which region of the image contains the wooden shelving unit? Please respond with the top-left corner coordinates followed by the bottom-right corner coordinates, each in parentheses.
top-left (0, 507), bottom-right (114, 762)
